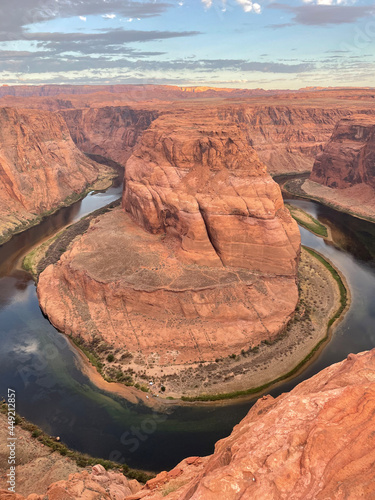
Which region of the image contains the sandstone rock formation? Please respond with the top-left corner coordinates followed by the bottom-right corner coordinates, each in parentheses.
top-left (4, 349), bottom-right (375, 499)
top-left (2, 87), bottom-right (375, 176)
top-left (226, 105), bottom-right (357, 174)
top-left (62, 107), bottom-right (158, 167)
top-left (123, 108), bottom-right (300, 274)
top-left (0, 107), bottom-right (111, 243)
top-left (311, 114), bottom-right (375, 188)
top-left (37, 108), bottom-right (300, 386)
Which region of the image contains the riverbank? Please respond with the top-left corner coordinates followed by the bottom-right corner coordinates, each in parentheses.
top-left (22, 198), bottom-right (121, 279)
top-left (0, 167), bottom-right (117, 247)
top-left (178, 246), bottom-right (349, 401)
top-left (283, 176), bottom-right (375, 224)
top-left (0, 403), bottom-right (153, 497)
top-left (35, 241), bottom-right (348, 403)
top-left (285, 203), bottom-right (328, 237)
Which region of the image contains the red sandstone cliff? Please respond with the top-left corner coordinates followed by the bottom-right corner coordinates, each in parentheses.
top-left (0, 107), bottom-right (111, 243)
top-left (123, 108), bottom-right (300, 274)
top-left (61, 107), bottom-right (158, 166)
top-left (4, 349), bottom-right (375, 499)
top-left (37, 108), bottom-right (300, 385)
top-left (225, 105), bottom-right (361, 174)
top-left (310, 114), bottom-right (375, 189)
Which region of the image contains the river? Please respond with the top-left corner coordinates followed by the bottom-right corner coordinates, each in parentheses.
top-left (0, 175), bottom-right (374, 472)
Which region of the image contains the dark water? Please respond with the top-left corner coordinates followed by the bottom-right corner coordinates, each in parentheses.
top-left (0, 178), bottom-right (375, 472)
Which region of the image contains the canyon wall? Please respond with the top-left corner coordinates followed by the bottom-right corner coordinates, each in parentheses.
top-left (37, 107), bottom-right (300, 384)
top-left (5, 349), bottom-right (375, 499)
top-left (61, 107), bottom-right (158, 166)
top-left (224, 105), bottom-right (361, 174)
top-left (0, 107), bottom-right (110, 243)
top-left (310, 114), bottom-right (375, 189)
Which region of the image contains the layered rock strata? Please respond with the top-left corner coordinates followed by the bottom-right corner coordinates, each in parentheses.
top-left (0, 107), bottom-right (111, 243)
top-left (311, 114), bottom-right (375, 188)
top-left (61, 107), bottom-right (158, 166)
top-left (226, 105), bottom-right (361, 174)
top-left (4, 349), bottom-right (375, 499)
top-left (123, 109), bottom-right (300, 274)
top-left (289, 115), bottom-right (375, 221)
top-left (37, 109), bottom-right (300, 379)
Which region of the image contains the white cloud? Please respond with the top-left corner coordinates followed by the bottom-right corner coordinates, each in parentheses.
top-left (202, 0), bottom-right (213, 8)
top-left (201, 0), bottom-right (261, 13)
top-left (79, 16), bottom-right (87, 21)
top-left (102, 13), bottom-right (116, 19)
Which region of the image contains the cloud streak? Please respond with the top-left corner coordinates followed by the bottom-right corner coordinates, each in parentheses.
top-left (269, 3), bottom-right (375, 26)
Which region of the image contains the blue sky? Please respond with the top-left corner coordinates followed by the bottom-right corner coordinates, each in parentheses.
top-left (0, 0), bottom-right (374, 88)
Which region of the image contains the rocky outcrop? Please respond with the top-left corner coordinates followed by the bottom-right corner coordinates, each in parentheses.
top-left (225, 105), bottom-right (360, 174)
top-left (0, 107), bottom-right (111, 243)
top-left (123, 108), bottom-right (300, 274)
top-left (61, 107), bottom-right (158, 167)
top-left (37, 108), bottom-right (300, 389)
top-left (138, 349), bottom-right (375, 500)
top-left (310, 114), bottom-right (375, 189)
top-left (5, 349), bottom-right (375, 499)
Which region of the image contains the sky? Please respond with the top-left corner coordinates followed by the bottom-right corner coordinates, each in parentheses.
top-left (0, 0), bottom-right (374, 89)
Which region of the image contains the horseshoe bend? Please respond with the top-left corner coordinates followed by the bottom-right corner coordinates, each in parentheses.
top-left (36, 106), bottom-right (304, 396)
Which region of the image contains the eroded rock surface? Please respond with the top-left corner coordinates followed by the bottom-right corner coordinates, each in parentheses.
top-left (123, 109), bottom-right (300, 274)
top-left (311, 114), bottom-right (375, 189)
top-left (62, 107), bottom-right (158, 166)
top-left (0, 107), bottom-right (110, 243)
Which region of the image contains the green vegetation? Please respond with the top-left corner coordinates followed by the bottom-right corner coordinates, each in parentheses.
top-left (107, 353), bottom-right (115, 362)
top-left (181, 246), bottom-right (348, 402)
top-left (0, 402), bottom-right (153, 483)
top-left (285, 203), bottom-right (328, 237)
top-left (70, 336), bottom-right (104, 374)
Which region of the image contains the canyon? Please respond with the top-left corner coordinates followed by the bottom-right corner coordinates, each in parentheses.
top-left (3, 348), bottom-right (375, 499)
top-left (0, 107), bottom-right (113, 244)
top-left (36, 106), bottom-right (301, 393)
top-left (1, 85), bottom-right (374, 498)
top-left (286, 114), bottom-right (375, 221)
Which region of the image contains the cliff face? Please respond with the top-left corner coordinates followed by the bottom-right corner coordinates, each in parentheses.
top-left (123, 108), bottom-right (300, 274)
top-left (310, 115), bottom-right (375, 189)
top-left (0, 107), bottom-right (109, 243)
top-left (61, 107), bottom-right (158, 166)
top-left (225, 105), bottom-right (358, 174)
top-left (37, 108), bottom-right (300, 387)
top-left (5, 349), bottom-right (375, 500)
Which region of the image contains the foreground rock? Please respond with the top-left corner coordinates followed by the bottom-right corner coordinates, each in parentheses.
top-left (4, 349), bottom-right (375, 499)
top-left (0, 413), bottom-right (81, 497)
top-left (0, 107), bottom-right (112, 243)
top-left (37, 109), bottom-right (300, 392)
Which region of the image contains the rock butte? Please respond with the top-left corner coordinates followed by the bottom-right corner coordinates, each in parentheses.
top-left (4, 349), bottom-right (375, 499)
top-left (0, 107), bottom-right (110, 243)
top-left (37, 108), bottom-right (300, 369)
